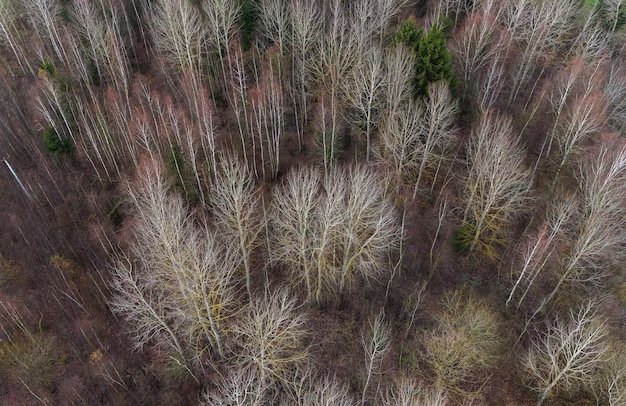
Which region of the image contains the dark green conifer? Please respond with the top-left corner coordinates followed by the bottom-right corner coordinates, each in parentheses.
top-left (393, 20), bottom-right (457, 99)
top-left (414, 24), bottom-right (458, 98)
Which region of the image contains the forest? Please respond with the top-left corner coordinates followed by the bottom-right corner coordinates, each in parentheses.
top-left (0, 0), bottom-right (625, 404)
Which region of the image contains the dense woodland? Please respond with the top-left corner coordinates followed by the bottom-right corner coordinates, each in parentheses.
top-left (0, 0), bottom-right (626, 404)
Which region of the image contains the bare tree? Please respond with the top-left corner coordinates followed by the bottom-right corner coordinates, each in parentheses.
top-left (567, 6), bottom-right (611, 62)
top-left (108, 255), bottom-right (186, 358)
top-left (507, 195), bottom-right (578, 310)
top-left (202, 0), bottom-right (240, 92)
top-left (370, 0), bottom-right (411, 41)
top-left (383, 44), bottom-right (414, 120)
top-left (533, 57), bottom-right (587, 175)
top-left (108, 164), bottom-right (238, 362)
top-left (258, 0), bottom-right (290, 58)
top-left (347, 0), bottom-right (374, 52)
top-left (330, 165), bottom-right (402, 296)
top-left (270, 165), bottom-right (402, 303)
top-left (0, 0), bottom-right (34, 74)
top-left (524, 300), bottom-right (610, 406)
top-left (282, 366), bottom-right (357, 406)
top-left (23, 0), bottom-right (67, 63)
top-left (535, 145), bottom-right (626, 316)
top-left (432, 0), bottom-right (478, 26)
top-left (248, 58), bottom-right (284, 179)
top-left (232, 288), bottom-right (308, 386)
top-left (360, 311), bottom-right (391, 405)
top-left (71, 0), bottom-right (107, 83)
top-left (604, 61), bottom-right (626, 134)
top-left (422, 290), bottom-right (501, 399)
top-left (210, 153), bottom-right (263, 299)
top-left (269, 165), bottom-right (323, 302)
top-left (311, 0), bottom-right (359, 174)
top-left (413, 81), bottom-right (459, 197)
top-left (227, 42), bottom-right (252, 166)
top-left (147, 0), bottom-right (206, 80)
top-left (378, 81), bottom-right (457, 194)
top-left (602, 0), bottom-right (626, 31)
top-left (461, 111), bottom-right (532, 256)
top-left (201, 366), bottom-right (268, 406)
top-left (341, 44), bottom-right (387, 161)
top-left (551, 91), bottom-right (607, 188)
top-left (450, 0), bottom-right (505, 91)
top-left (605, 342), bottom-right (626, 406)
top-left (474, 49), bottom-right (506, 110)
top-left (502, 0), bottom-right (579, 106)
top-left (382, 377), bottom-right (449, 406)
top-left (376, 100), bottom-right (422, 186)
top-left (288, 0), bottom-right (322, 150)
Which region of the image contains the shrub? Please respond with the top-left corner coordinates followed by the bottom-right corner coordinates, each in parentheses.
top-left (452, 221), bottom-right (476, 253)
top-left (422, 290), bottom-right (501, 399)
top-left (40, 60), bottom-right (55, 76)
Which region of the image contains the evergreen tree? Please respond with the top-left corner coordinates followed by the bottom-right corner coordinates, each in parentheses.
top-left (414, 24), bottom-right (458, 98)
top-left (393, 16), bottom-right (422, 50)
top-left (393, 20), bottom-right (457, 99)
